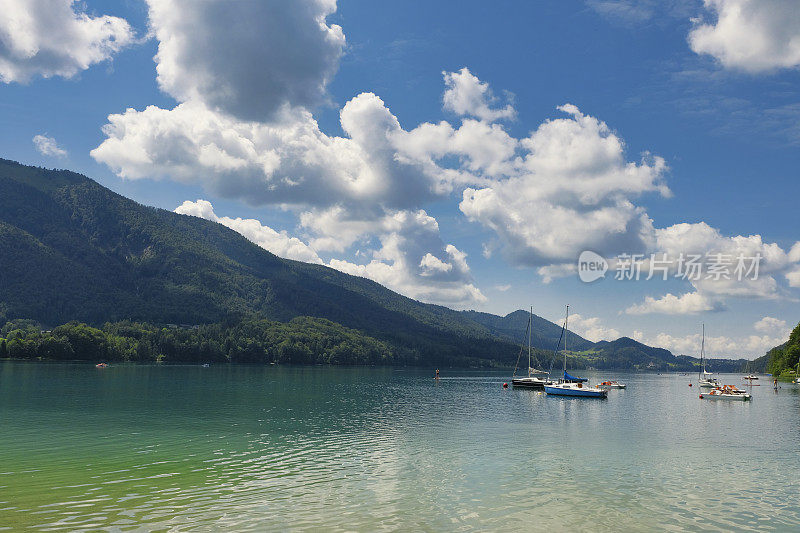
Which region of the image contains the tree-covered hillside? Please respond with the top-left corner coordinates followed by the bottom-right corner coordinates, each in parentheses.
top-left (0, 158), bottom-right (756, 369)
top-left (750, 321), bottom-right (800, 376)
top-left (1, 158), bottom-right (534, 365)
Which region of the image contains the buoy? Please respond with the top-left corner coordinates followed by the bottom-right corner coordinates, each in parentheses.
top-left (689, 383), bottom-right (692, 387)
top-left (699, 394), bottom-right (703, 399)
top-left (503, 382), bottom-right (508, 388)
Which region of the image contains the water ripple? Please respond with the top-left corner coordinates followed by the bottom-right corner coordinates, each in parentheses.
top-left (1, 363), bottom-right (799, 530)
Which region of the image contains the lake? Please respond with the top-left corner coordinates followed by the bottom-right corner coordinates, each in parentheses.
top-left (1, 361), bottom-right (799, 531)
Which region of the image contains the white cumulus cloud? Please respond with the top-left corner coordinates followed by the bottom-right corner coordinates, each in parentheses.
top-left (175, 199), bottom-right (322, 264)
top-left (626, 291), bottom-right (723, 315)
top-left (688, 0), bottom-right (800, 73)
top-left (312, 208), bottom-right (486, 307)
top-left (754, 316), bottom-right (788, 334)
top-left (0, 0), bottom-right (134, 83)
top-left (635, 326), bottom-right (790, 358)
top-left (624, 223), bottom-right (800, 314)
top-left (442, 67), bottom-right (515, 122)
top-left (460, 104), bottom-right (668, 266)
top-left (92, 94), bottom-right (457, 212)
top-left (146, 0), bottom-right (344, 122)
top-left (568, 314), bottom-right (621, 342)
top-left (176, 200), bottom-right (486, 308)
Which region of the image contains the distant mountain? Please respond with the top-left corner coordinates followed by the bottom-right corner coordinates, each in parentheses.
top-left (0, 157), bottom-right (750, 370)
top-left (461, 311), bottom-right (748, 372)
top-left (461, 309), bottom-right (594, 351)
top-left (593, 336), bottom-right (673, 361)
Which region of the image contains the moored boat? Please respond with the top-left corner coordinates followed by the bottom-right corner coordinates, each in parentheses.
top-left (699, 376), bottom-right (720, 388)
top-left (95, 362), bottom-right (108, 368)
top-left (701, 385), bottom-right (751, 401)
top-left (697, 325), bottom-right (719, 388)
top-left (545, 381), bottom-right (607, 398)
top-left (511, 306), bottom-right (555, 390)
top-left (512, 376), bottom-right (553, 389)
top-left (543, 306), bottom-right (607, 399)
top-left (742, 361), bottom-right (758, 382)
top-left (597, 380), bottom-right (626, 389)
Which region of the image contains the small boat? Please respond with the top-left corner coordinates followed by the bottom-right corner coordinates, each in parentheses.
top-left (544, 306), bottom-right (607, 399)
top-left (701, 385), bottom-right (751, 401)
top-left (202, 363), bottom-right (210, 368)
top-left (512, 376), bottom-right (553, 389)
top-left (512, 307), bottom-right (555, 390)
top-left (597, 380), bottom-right (626, 389)
top-left (95, 362), bottom-right (108, 368)
top-left (545, 380), bottom-right (608, 398)
top-left (742, 361), bottom-right (758, 381)
top-left (699, 376), bottom-right (719, 388)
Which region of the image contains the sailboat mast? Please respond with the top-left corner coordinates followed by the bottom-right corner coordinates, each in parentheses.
top-left (528, 306), bottom-right (532, 376)
top-left (563, 305), bottom-right (569, 374)
top-left (701, 323), bottom-right (706, 375)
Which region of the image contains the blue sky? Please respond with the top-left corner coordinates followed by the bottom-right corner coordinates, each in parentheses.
top-left (2, 0), bottom-right (799, 358)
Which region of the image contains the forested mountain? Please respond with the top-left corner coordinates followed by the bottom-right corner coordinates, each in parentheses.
top-left (0, 158), bottom-right (524, 365)
top-left (584, 337), bottom-right (744, 372)
top-left (0, 158), bottom-right (753, 369)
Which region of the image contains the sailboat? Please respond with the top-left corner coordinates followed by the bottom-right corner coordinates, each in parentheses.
top-left (698, 324), bottom-right (720, 388)
top-left (512, 307), bottom-right (554, 389)
top-left (544, 306), bottom-right (607, 398)
top-left (743, 360), bottom-right (758, 382)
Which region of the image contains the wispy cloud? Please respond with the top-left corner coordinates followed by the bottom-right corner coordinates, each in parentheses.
top-left (32, 134), bottom-right (66, 157)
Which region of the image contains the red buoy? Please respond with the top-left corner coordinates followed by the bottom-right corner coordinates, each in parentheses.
top-left (503, 382), bottom-right (508, 388)
top-left (689, 383), bottom-right (693, 387)
top-left (699, 394), bottom-right (703, 399)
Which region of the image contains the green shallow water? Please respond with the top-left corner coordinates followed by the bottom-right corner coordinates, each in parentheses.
top-left (1, 361), bottom-right (799, 531)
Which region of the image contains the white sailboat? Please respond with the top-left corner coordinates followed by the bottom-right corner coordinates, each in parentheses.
top-left (698, 324), bottom-right (720, 388)
top-left (512, 307), bottom-right (554, 389)
top-left (544, 306), bottom-right (607, 399)
top-left (742, 360), bottom-right (758, 381)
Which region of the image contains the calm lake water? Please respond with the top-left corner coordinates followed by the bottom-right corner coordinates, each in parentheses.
top-left (1, 361), bottom-right (799, 531)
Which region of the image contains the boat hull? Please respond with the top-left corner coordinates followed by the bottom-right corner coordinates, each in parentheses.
top-left (544, 385), bottom-right (607, 398)
top-left (702, 393), bottom-right (751, 401)
top-left (512, 377), bottom-right (550, 389)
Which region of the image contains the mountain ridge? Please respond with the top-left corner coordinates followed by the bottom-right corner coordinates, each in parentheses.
top-left (0, 158), bottom-right (747, 370)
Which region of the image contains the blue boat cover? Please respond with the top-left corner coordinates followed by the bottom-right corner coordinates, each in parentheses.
top-left (563, 371), bottom-right (588, 382)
